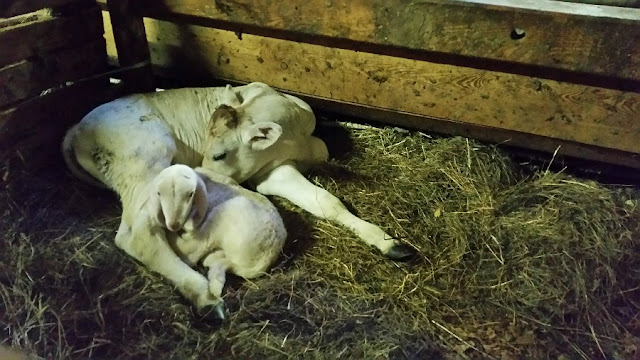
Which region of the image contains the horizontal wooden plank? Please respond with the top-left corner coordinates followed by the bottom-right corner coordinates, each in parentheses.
top-left (0, 0), bottom-right (79, 17)
top-left (153, 72), bottom-right (640, 171)
top-left (0, 6), bottom-right (103, 67)
top-left (114, 0), bottom-right (640, 81)
top-left (123, 19), bottom-right (640, 157)
top-left (0, 40), bottom-right (108, 108)
top-left (302, 94), bottom-right (640, 170)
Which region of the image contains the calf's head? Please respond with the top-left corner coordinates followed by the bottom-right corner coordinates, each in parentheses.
top-left (152, 165), bottom-right (208, 232)
top-left (201, 104), bottom-right (283, 182)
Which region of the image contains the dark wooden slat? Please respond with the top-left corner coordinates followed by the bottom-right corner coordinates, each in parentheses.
top-left (0, 7), bottom-right (103, 68)
top-left (0, 40), bottom-right (108, 108)
top-left (106, 0), bottom-right (154, 92)
top-left (123, 0), bottom-right (640, 81)
top-left (0, 77), bottom-right (127, 173)
top-left (0, 0), bottom-right (79, 17)
top-left (0, 78), bottom-right (109, 146)
top-left (0, 85), bottom-right (124, 171)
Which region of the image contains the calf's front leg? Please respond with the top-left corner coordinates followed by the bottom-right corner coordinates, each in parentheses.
top-left (115, 219), bottom-right (223, 319)
top-left (252, 161), bottom-right (416, 261)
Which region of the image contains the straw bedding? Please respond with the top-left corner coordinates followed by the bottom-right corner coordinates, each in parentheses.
top-left (1, 120), bottom-right (638, 359)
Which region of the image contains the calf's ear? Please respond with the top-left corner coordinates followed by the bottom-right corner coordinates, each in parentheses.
top-left (221, 84), bottom-right (242, 107)
top-left (240, 122), bottom-right (283, 151)
top-left (209, 105), bottom-right (239, 135)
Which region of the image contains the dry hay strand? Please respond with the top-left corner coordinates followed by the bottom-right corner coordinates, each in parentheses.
top-left (1, 123), bottom-right (639, 359)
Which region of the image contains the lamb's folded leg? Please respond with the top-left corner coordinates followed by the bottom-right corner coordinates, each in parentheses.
top-left (202, 250), bottom-right (229, 320)
top-left (114, 217), bottom-right (221, 317)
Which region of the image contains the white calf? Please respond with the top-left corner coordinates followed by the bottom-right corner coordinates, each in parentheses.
top-left (62, 82), bottom-right (415, 315)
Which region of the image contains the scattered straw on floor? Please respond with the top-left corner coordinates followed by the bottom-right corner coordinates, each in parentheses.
top-left (1, 121), bottom-right (639, 359)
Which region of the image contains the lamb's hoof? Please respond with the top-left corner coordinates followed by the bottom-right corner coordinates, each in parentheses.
top-left (384, 243), bottom-right (417, 262)
top-left (199, 302), bottom-right (227, 322)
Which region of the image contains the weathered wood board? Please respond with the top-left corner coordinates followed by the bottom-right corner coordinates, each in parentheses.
top-left (0, 40), bottom-right (107, 108)
top-left (101, 14), bottom-right (640, 168)
top-left (103, 0), bottom-right (640, 81)
top-left (0, 7), bottom-right (103, 68)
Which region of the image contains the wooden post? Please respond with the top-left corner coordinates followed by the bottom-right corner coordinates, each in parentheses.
top-left (107, 0), bottom-right (154, 92)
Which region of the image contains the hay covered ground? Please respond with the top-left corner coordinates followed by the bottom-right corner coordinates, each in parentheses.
top-left (1, 120), bottom-right (639, 359)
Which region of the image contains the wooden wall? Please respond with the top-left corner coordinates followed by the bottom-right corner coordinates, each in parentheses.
top-left (0, 0), bottom-right (121, 169)
top-left (98, 0), bottom-right (640, 170)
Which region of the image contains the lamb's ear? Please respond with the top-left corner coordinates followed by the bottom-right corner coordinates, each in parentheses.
top-left (240, 122), bottom-right (282, 151)
top-left (185, 176), bottom-right (208, 231)
top-left (149, 194), bottom-right (165, 227)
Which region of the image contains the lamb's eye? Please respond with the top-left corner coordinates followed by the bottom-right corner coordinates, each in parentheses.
top-left (188, 191), bottom-right (194, 198)
top-left (157, 192), bottom-right (160, 196)
top-left (212, 152), bottom-right (227, 161)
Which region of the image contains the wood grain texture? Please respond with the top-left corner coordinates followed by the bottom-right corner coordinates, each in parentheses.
top-left (0, 0), bottom-right (80, 17)
top-left (0, 40), bottom-right (108, 108)
top-left (130, 19), bottom-right (640, 155)
top-left (121, 0), bottom-right (640, 81)
top-left (0, 7), bottom-right (103, 68)
top-left (106, 0), bottom-right (154, 91)
top-left (294, 93), bottom-right (640, 169)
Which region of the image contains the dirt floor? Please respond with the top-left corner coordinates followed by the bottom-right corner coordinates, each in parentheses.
top-left (1, 119), bottom-right (639, 359)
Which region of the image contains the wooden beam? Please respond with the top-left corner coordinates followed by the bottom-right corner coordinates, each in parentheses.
top-left (0, 7), bottom-right (103, 68)
top-left (119, 0), bottom-right (640, 81)
top-left (106, 0), bottom-right (154, 92)
top-left (99, 16), bottom-right (640, 167)
top-left (155, 71), bottom-right (640, 171)
top-left (0, 0), bottom-right (79, 17)
top-left (0, 40), bottom-right (108, 108)
top-left (139, 20), bottom-right (640, 152)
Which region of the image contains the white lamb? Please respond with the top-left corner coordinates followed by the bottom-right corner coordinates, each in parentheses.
top-left (123, 164), bottom-right (286, 319)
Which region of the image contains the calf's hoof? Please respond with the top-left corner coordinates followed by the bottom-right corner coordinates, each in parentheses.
top-left (198, 302), bottom-right (227, 322)
top-left (384, 243), bottom-right (417, 262)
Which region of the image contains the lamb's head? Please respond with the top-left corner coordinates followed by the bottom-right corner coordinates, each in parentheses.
top-left (153, 165), bottom-right (208, 232)
top-left (201, 104), bottom-right (283, 183)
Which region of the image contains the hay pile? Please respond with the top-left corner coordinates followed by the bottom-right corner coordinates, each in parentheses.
top-left (1, 121), bottom-right (639, 359)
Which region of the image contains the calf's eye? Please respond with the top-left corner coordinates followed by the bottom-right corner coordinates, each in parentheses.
top-left (212, 152), bottom-right (227, 161)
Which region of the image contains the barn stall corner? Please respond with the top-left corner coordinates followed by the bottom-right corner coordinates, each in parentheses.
top-left (1, 0), bottom-right (639, 359)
